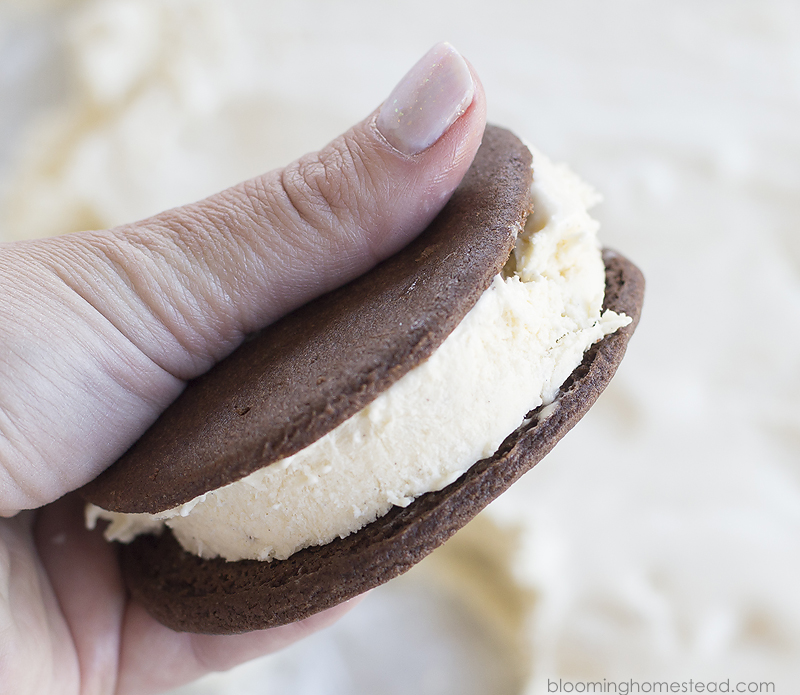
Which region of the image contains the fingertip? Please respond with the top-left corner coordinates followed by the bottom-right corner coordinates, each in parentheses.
top-left (375, 42), bottom-right (474, 156)
top-left (188, 596), bottom-right (365, 671)
top-left (117, 592), bottom-right (365, 694)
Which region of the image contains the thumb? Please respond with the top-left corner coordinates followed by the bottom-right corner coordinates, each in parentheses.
top-left (41, 41), bottom-right (484, 378)
top-left (0, 43), bottom-right (486, 512)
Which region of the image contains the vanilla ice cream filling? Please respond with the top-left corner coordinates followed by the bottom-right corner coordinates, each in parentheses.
top-left (87, 147), bottom-right (630, 562)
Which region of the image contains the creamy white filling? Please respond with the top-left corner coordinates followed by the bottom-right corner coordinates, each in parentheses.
top-left (87, 146), bottom-right (630, 562)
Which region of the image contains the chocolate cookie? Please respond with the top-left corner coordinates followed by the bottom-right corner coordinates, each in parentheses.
top-left (82, 125), bottom-right (534, 514)
top-left (118, 249), bottom-right (643, 634)
top-left (82, 124), bottom-right (645, 634)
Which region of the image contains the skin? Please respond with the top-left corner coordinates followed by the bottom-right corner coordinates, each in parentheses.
top-left (0, 65), bottom-right (486, 694)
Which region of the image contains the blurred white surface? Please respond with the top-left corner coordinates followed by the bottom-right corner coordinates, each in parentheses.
top-left (1, 0), bottom-right (799, 692)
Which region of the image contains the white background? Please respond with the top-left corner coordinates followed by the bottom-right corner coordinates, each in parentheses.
top-left (1, 1), bottom-right (799, 693)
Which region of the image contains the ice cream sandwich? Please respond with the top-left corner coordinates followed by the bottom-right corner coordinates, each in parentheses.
top-left (82, 125), bottom-right (644, 634)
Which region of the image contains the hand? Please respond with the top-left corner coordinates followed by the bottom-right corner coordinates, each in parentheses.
top-left (0, 43), bottom-right (485, 695)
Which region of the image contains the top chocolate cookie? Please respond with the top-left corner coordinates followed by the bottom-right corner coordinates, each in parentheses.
top-left (82, 125), bottom-right (534, 514)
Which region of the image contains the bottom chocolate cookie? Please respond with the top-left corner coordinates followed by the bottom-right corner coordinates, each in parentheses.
top-left (119, 250), bottom-right (644, 635)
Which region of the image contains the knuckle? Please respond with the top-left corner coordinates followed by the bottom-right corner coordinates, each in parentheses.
top-left (279, 134), bottom-right (379, 249)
